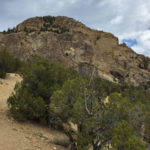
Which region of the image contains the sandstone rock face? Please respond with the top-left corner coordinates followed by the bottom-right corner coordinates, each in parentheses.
top-left (0, 16), bottom-right (150, 87)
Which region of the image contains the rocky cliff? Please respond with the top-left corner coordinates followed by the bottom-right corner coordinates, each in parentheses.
top-left (0, 16), bottom-right (150, 87)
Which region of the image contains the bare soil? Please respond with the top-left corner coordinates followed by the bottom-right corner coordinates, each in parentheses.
top-left (0, 73), bottom-right (69, 150)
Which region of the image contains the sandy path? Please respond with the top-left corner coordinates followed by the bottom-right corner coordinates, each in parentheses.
top-left (0, 74), bottom-right (68, 150)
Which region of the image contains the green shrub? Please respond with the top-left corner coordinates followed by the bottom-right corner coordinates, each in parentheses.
top-left (8, 84), bottom-right (46, 121)
top-left (7, 57), bottom-right (78, 122)
top-left (43, 16), bottom-right (55, 24)
top-left (0, 70), bottom-right (6, 78)
top-left (111, 121), bottom-right (146, 150)
top-left (144, 112), bottom-right (150, 143)
top-left (0, 50), bottom-right (22, 78)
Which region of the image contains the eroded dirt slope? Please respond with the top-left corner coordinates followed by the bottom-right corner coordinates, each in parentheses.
top-left (0, 73), bottom-right (69, 150)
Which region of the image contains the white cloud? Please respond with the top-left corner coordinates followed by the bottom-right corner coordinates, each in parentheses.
top-left (110, 16), bottom-right (123, 25)
top-left (119, 30), bottom-right (150, 56)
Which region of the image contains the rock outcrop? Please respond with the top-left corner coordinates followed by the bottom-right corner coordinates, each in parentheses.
top-left (0, 16), bottom-right (150, 87)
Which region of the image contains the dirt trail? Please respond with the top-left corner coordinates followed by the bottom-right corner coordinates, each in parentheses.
top-left (0, 73), bottom-right (68, 150)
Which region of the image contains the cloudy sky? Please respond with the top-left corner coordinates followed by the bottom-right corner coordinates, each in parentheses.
top-left (0, 0), bottom-right (150, 57)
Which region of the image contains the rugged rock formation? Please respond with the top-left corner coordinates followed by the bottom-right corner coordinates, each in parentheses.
top-left (0, 16), bottom-right (150, 87)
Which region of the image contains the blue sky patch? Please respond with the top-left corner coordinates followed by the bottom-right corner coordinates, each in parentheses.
top-left (122, 39), bottom-right (137, 47)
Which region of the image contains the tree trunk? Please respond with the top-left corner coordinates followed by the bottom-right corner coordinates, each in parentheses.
top-left (93, 145), bottom-right (100, 150)
top-left (78, 123), bottom-right (83, 132)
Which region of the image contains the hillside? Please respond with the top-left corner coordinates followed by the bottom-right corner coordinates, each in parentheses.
top-left (0, 16), bottom-right (150, 87)
top-left (0, 73), bottom-right (69, 150)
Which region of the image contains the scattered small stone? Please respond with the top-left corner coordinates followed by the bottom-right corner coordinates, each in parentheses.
top-left (34, 132), bottom-right (49, 140)
top-left (53, 147), bottom-right (56, 150)
top-left (12, 128), bottom-right (18, 131)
